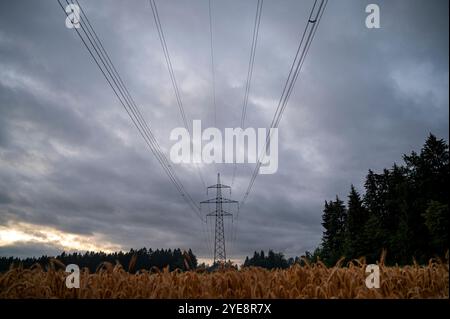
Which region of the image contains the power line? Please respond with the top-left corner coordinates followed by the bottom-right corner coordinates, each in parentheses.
top-left (230, 0), bottom-right (264, 253)
top-left (59, 0), bottom-right (328, 263)
top-left (149, 0), bottom-right (207, 189)
top-left (241, 0), bottom-right (263, 129)
top-left (58, 0), bottom-right (203, 221)
top-left (64, 0), bottom-right (211, 252)
top-left (149, 0), bottom-right (189, 132)
top-left (241, 0), bottom-right (328, 206)
top-left (208, 0), bottom-right (217, 128)
top-left (200, 205), bottom-right (214, 261)
top-left (230, 203), bottom-right (240, 258)
top-left (232, 0), bottom-right (263, 187)
top-left (202, 204), bottom-right (214, 258)
top-left (69, 0), bottom-right (210, 258)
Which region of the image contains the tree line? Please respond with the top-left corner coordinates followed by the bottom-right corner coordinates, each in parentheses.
top-left (1, 134), bottom-right (447, 271)
top-left (242, 250), bottom-right (325, 269)
top-left (0, 248), bottom-right (197, 273)
top-left (243, 250), bottom-right (292, 269)
top-left (316, 134), bottom-right (448, 265)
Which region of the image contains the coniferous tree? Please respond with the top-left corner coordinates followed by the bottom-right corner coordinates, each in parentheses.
top-left (0, 248), bottom-right (199, 273)
top-left (321, 196), bottom-right (347, 265)
top-left (243, 250), bottom-right (289, 269)
top-left (345, 185), bottom-right (368, 259)
top-left (317, 134), bottom-right (449, 265)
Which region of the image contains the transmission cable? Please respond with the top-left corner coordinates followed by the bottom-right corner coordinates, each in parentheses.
top-left (149, 0), bottom-right (207, 189)
top-left (241, 0), bottom-right (328, 206)
top-left (231, 0), bottom-right (263, 186)
top-left (58, 0), bottom-right (203, 221)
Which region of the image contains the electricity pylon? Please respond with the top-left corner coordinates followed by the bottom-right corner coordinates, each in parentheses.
top-left (200, 173), bottom-right (238, 265)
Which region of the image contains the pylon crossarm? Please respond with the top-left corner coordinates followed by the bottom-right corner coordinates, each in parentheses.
top-left (207, 184), bottom-right (231, 189)
top-left (221, 211), bottom-right (233, 216)
top-left (220, 198), bottom-right (238, 204)
top-left (200, 198), bottom-right (238, 204)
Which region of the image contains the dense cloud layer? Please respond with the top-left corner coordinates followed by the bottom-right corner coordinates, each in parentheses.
top-left (0, 0), bottom-right (448, 262)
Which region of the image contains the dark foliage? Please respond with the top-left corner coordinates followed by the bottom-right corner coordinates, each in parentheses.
top-left (243, 250), bottom-right (293, 269)
top-left (318, 134), bottom-right (449, 265)
top-left (0, 247), bottom-right (198, 273)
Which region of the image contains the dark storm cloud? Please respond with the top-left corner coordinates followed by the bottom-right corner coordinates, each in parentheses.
top-left (0, 0), bottom-right (448, 262)
top-left (0, 241), bottom-right (63, 259)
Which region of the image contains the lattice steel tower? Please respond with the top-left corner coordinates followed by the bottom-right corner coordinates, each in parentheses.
top-left (200, 173), bottom-right (238, 265)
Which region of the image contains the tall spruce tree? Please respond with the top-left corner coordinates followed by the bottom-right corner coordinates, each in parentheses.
top-left (345, 185), bottom-right (368, 259)
top-left (321, 196), bottom-right (347, 265)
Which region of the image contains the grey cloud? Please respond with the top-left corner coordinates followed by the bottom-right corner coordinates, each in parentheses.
top-left (0, 0), bottom-right (448, 262)
top-left (0, 241), bottom-right (63, 259)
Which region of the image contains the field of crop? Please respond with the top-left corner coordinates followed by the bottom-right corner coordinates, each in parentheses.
top-left (0, 258), bottom-right (448, 298)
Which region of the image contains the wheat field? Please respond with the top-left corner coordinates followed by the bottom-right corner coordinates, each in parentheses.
top-left (1, 256), bottom-right (448, 299)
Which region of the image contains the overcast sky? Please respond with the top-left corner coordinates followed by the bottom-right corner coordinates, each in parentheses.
top-left (0, 0), bottom-right (448, 263)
